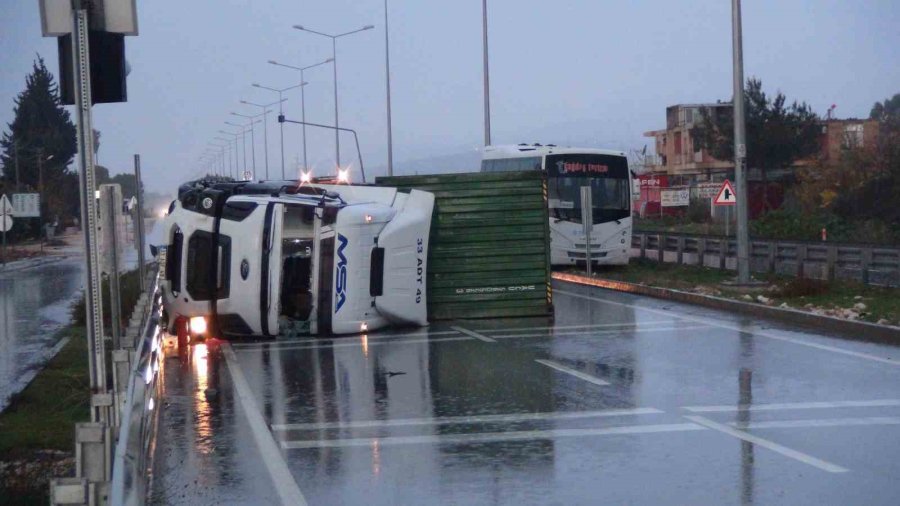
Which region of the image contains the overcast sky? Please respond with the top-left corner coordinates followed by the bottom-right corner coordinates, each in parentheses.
top-left (2, 0), bottom-right (899, 193)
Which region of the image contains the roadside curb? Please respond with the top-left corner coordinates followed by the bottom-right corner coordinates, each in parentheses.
top-left (553, 272), bottom-right (900, 343)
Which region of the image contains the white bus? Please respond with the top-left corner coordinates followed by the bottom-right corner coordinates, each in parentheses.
top-left (482, 145), bottom-right (632, 266)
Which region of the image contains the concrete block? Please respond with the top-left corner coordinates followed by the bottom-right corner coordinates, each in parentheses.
top-left (50, 477), bottom-right (88, 505)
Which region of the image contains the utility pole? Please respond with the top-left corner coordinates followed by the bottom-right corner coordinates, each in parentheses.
top-left (482, 0), bottom-right (492, 146)
top-left (134, 155), bottom-right (146, 291)
top-left (384, 0), bottom-right (394, 175)
top-left (732, 0), bottom-right (751, 284)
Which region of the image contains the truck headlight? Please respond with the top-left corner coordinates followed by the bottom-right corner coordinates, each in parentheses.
top-left (189, 316), bottom-right (207, 335)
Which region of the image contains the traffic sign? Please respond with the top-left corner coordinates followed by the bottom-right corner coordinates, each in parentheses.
top-left (12, 193), bottom-right (40, 217)
top-left (0, 194), bottom-right (13, 216)
top-left (0, 215), bottom-right (11, 233)
top-left (714, 180), bottom-right (737, 206)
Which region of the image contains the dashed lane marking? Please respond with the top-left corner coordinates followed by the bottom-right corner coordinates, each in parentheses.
top-left (476, 321), bottom-right (673, 333)
top-left (684, 399), bottom-right (900, 413)
top-left (231, 336), bottom-right (472, 353)
top-left (684, 415), bottom-right (849, 473)
top-left (732, 416), bottom-right (900, 430)
top-left (281, 423), bottom-right (706, 450)
top-left (535, 359), bottom-right (610, 386)
top-left (450, 326), bottom-right (497, 343)
top-left (229, 330), bottom-right (460, 348)
top-left (271, 407), bottom-right (663, 432)
top-left (493, 325), bottom-right (710, 340)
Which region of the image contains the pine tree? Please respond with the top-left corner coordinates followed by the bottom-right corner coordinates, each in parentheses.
top-left (0, 56), bottom-right (78, 223)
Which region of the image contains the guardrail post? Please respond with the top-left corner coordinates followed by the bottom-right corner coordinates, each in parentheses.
top-left (768, 242), bottom-right (776, 274)
top-left (719, 238), bottom-right (727, 270)
top-left (658, 234), bottom-right (665, 263)
top-left (75, 422), bottom-right (111, 504)
top-left (112, 350), bottom-right (131, 421)
top-left (698, 238), bottom-right (706, 267)
top-left (639, 233), bottom-right (647, 259)
top-left (826, 245), bottom-right (838, 282)
top-left (797, 244), bottom-right (807, 279)
top-left (676, 236), bottom-right (685, 265)
top-left (860, 248), bottom-right (872, 285)
top-left (50, 477), bottom-right (88, 506)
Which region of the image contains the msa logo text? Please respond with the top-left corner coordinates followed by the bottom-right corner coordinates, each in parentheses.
top-left (335, 234), bottom-right (349, 313)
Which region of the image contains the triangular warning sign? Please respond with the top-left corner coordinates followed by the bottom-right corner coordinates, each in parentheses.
top-left (0, 194), bottom-right (13, 215)
top-left (714, 180), bottom-right (737, 206)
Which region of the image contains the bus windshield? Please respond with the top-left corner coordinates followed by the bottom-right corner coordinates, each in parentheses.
top-left (545, 154), bottom-right (630, 224)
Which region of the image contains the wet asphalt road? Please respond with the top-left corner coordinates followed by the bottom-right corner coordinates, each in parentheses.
top-left (151, 280), bottom-right (900, 505)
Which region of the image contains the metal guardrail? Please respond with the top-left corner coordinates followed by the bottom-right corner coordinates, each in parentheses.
top-left (49, 268), bottom-right (161, 506)
top-left (632, 231), bottom-right (900, 287)
top-left (109, 272), bottom-right (163, 506)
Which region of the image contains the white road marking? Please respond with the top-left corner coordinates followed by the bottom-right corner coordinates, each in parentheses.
top-left (281, 423), bottom-right (706, 450)
top-left (493, 325), bottom-right (710, 340)
top-left (684, 399), bottom-right (900, 413)
top-left (535, 359), bottom-right (610, 386)
top-left (732, 416), bottom-right (900, 430)
top-left (222, 344), bottom-right (308, 506)
top-left (477, 321), bottom-right (673, 333)
top-left (555, 289), bottom-right (900, 367)
top-left (450, 326), bottom-right (496, 343)
top-left (232, 336), bottom-right (471, 353)
top-left (684, 415), bottom-right (849, 473)
top-left (271, 407), bottom-right (663, 432)
top-left (230, 330), bottom-right (460, 348)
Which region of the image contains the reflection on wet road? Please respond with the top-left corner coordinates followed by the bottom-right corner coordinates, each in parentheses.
top-left (152, 280), bottom-right (900, 505)
top-left (0, 257), bottom-right (85, 410)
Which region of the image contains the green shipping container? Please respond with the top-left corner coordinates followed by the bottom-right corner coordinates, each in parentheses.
top-left (375, 171), bottom-right (553, 320)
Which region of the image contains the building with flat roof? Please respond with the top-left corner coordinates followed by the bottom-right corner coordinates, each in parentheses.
top-left (643, 103), bottom-right (880, 184)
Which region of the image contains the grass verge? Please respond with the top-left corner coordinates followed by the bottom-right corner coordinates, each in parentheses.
top-left (0, 267), bottom-right (144, 502)
top-left (0, 326), bottom-right (89, 457)
top-left (585, 258), bottom-right (900, 325)
top-left (0, 326), bottom-right (88, 503)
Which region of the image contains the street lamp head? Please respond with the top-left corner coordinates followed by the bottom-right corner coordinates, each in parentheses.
top-left (46, 154), bottom-right (54, 161)
top-left (240, 100), bottom-right (249, 104)
top-left (252, 83), bottom-right (261, 88)
top-left (292, 25), bottom-right (304, 30)
top-left (325, 58), bottom-right (335, 63)
top-left (267, 60), bottom-right (278, 65)
top-left (363, 25), bottom-right (375, 30)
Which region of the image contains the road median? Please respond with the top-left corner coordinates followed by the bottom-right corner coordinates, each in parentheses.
top-left (554, 268), bottom-right (900, 343)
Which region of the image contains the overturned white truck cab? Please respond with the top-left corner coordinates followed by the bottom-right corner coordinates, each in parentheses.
top-left (159, 180), bottom-right (434, 337)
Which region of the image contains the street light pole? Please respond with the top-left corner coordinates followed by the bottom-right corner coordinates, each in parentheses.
top-left (225, 121), bottom-right (248, 178)
top-left (482, 0), bottom-right (492, 146)
top-left (732, 0), bottom-right (750, 284)
top-left (215, 135), bottom-right (236, 178)
top-left (241, 99), bottom-right (286, 180)
top-left (293, 25), bottom-right (374, 168)
top-left (231, 112), bottom-right (266, 178)
top-left (384, 0), bottom-right (394, 175)
top-left (254, 83), bottom-right (306, 179)
top-left (224, 131), bottom-right (239, 178)
top-left (268, 59), bottom-right (332, 175)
